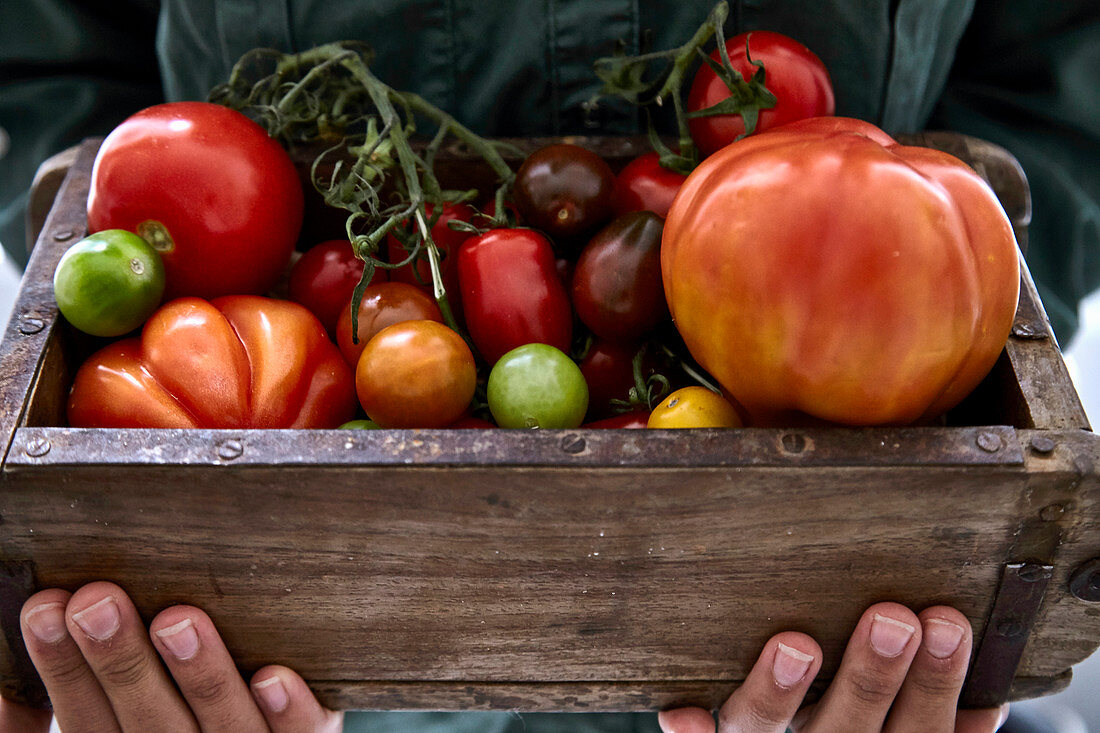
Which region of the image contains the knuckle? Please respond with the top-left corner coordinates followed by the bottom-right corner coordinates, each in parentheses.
top-left (93, 646), bottom-right (158, 689)
top-left (183, 670), bottom-right (235, 706)
top-left (39, 653), bottom-right (95, 689)
top-left (843, 668), bottom-right (900, 708)
top-left (906, 668), bottom-right (964, 700)
top-left (721, 700), bottom-right (791, 731)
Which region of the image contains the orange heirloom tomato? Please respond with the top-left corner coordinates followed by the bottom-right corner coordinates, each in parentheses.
top-left (68, 296), bottom-right (357, 429)
top-left (355, 320), bottom-right (477, 428)
top-left (647, 386), bottom-right (742, 429)
top-left (662, 117), bottom-right (1020, 426)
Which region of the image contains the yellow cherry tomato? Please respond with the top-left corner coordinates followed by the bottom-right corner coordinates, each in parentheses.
top-left (647, 386), bottom-right (742, 428)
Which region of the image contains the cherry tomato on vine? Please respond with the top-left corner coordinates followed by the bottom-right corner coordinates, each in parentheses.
top-left (487, 343), bottom-right (589, 429)
top-left (686, 31), bottom-right (834, 157)
top-left (512, 144), bottom-right (615, 243)
top-left (87, 101), bottom-right (304, 299)
top-left (355, 320), bottom-right (476, 428)
top-left (611, 153), bottom-right (687, 219)
top-left (53, 229), bottom-right (165, 337)
top-left (336, 281), bottom-right (444, 368)
top-left (573, 211), bottom-right (668, 343)
top-left (647, 386), bottom-right (742, 429)
top-left (582, 412), bottom-right (649, 429)
top-left (457, 228), bottom-right (572, 365)
top-left (385, 202), bottom-right (477, 320)
top-left (578, 339), bottom-right (653, 422)
top-left (288, 239), bottom-right (366, 336)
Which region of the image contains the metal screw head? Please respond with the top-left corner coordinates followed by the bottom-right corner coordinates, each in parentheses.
top-left (781, 433), bottom-right (807, 454)
top-left (1029, 435), bottom-right (1056, 454)
top-left (18, 317), bottom-right (45, 335)
top-left (976, 431), bottom-right (1004, 453)
top-left (1039, 503), bottom-right (1066, 522)
top-left (561, 434), bottom-right (586, 454)
top-left (53, 229), bottom-right (75, 242)
top-left (1069, 559), bottom-right (1100, 603)
top-left (23, 437), bottom-right (51, 458)
top-left (216, 439), bottom-right (244, 460)
top-left (1016, 563), bottom-right (1050, 583)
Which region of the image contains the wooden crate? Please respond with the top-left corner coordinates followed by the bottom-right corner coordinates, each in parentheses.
top-left (1, 134), bottom-right (1098, 713)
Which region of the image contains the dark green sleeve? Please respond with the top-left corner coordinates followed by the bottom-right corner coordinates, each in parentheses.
top-left (0, 0), bottom-right (163, 268)
top-left (929, 0), bottom-right (1100, 343)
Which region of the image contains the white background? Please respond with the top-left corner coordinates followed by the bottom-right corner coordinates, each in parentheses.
top-left (1, 249), bottom-right (1099, 729)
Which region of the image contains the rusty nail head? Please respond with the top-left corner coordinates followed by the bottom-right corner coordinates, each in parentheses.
top-left (561, 434), bottom-right (586, 454)
top-left (976, 431), bottom-right (1003, 453)
top-left (53, 230), bottom-right (75, 242)
top-left (18, 317), bottom-right (45, 335)
top-left (996, 619), bottom-right (1025, 638)
top-left (24, 437), bottom-right (51, 458)
top-left (781, 433), bottom-right (807, 454)
top-left (217, 439), bottom-right (244, 460)
top-left (1029, 435), bottom-right (1056, 454)
top-left (1039, 503), bottom-right (1066, 522)
top-left (1012, 323), bottom-right (1035, 338)
top-left (1069, 559), bottom-right (1100, 603)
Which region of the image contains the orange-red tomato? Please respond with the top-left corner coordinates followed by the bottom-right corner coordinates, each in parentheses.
top-left (355, 320), bottom-right (476, 428)
top-left (67, 296), bottom-right (356, 428)
top-left (662, 117), bottom-right (1020, 426)
top-left (336, 281), bottom-right (443, 367)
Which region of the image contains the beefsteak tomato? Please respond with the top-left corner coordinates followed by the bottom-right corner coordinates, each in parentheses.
top-left (68, 296), bottom-right (356, 429)
top-left (661, 117), bottom-right (1020, 426)
top-left (87, 102), bottom-right (304, 299)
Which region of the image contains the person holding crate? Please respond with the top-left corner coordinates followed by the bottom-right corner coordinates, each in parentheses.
top-left (1, 1), bottom-right (1098, 732)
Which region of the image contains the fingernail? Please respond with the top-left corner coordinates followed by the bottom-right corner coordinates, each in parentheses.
top-left (71, 596), bottom-right (121, 641)
top-left (923, 618), bottom-right (965, 659)
top-left (25, 602), bottom-right (67, 643)
top-left (155, 618), bottom-right (200, 660)
top-left (870, 614), bottom-right (916, 658)
top-left (253, 675), bottom-right (289, 713)
top-left (772, 642), bottom-right (814, 689)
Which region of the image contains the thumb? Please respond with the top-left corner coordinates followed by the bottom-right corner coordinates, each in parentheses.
top-left (659, 706), bottom-right (717, 733)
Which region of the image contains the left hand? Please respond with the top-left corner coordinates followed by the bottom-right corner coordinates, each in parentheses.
top-left (7, 581), bottom-right (343, 732)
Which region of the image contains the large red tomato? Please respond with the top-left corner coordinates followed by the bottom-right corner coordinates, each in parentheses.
top-left (661, 117), bottom-right (1020, 426)
top-left (68, 296), bottom-right (356, 429)
top-left (87, 102), bottom-right (304, 299)
top-left (687, 31), bottom-right (834, 157)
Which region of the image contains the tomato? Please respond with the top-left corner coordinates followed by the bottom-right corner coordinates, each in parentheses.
top-left (87, 101), bottom-right (303, 299)
top-left (661, 117), bottom-right (1021, 426)
top-left (53, 230), bottom-right (165, 337)
top-left (68, 296), bottom-right (356, 428)
top-left (686, 31), bottom-right (834, 157)
top-left (579, 339), bottom-right (650, 421)
top-left (288, 239), bottom-right (366, 336)
top-left (647, 387), bottom-right (742, 428)
top-left (572, 211), bottom-right (668, 343)
top-left (385, 202), bottom-right (477, 320)
top-left (355, 320), bottom-right (476, 428)
top-left (611, 153), bottom-right (687, 219)
top-left (582, 412), bottom-right (649, 429)
top-left (340, 419), bottom-right (381, 429)
top-left (457, 228), bottom-right (573, 364)
top-left (336, 281), bottom-right (443, 367)
top-left (487, 343), bottom-right (589, 429)
top-left (512, 144), bottom-right (615, 243)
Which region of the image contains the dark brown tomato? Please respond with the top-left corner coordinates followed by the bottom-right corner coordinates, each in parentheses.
top-left (512, 144), bottom-right (615, 244)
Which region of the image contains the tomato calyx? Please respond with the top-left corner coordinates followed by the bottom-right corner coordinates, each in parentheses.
top-left (685, 37), bottom-right (777, 139)
top-left (135, 220), bottom-right (175, 254)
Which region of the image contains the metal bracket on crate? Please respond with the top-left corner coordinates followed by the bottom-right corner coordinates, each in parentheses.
top-left (961, 562), bottom-right (1053, 709)
top-left (0, 560), bottom-right (48, 708)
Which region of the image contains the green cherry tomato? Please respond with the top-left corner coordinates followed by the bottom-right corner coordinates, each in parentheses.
top-left (339, 419), bottom-right (381, 429)
top-left (53, 229), bottom-right (166, 337)
top-left (487, 343), bottom-right (589, 429)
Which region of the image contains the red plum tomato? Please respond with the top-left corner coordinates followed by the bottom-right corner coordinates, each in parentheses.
top-left (87, 101), bottom-right (304, 299)
top-left (354, 320), bottom-right (476, 428)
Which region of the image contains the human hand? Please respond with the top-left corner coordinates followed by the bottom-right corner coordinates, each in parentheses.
top-left (657, 602), bottom-right (1009, 733)
top-left (11, 581), bottom-right (342, 732)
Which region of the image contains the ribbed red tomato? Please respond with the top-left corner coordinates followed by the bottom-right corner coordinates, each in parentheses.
top-left (662, 117), bottom-right (1020, 426)
top-left (68, 296), bottom-right (356, 429)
